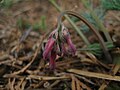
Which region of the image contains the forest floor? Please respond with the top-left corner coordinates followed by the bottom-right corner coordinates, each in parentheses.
top-left (0, 0), bottom-right (120, 90)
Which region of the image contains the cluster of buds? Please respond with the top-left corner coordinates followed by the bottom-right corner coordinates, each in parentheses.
top-left (43, 24), bottom-right (76, 69)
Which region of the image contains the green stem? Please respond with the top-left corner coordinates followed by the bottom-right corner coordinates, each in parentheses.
top-left (81, 0), bottom-right (113, 43)
top-left (49, 0), bottom-right (90, 45)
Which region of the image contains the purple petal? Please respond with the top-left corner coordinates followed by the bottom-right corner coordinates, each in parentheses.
top-left (66, 36), bottom-right (76, 56)
top-left (43, 38), bottom-right (55, 59)
top-left (49, 51), bottom-right (57, 70)
top-left (61, 28), bottom-right (76, 56)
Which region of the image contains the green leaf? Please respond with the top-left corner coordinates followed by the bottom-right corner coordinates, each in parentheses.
top-left (101, 0), bottom-right (120, 10)
top-left (87, 42), bottom-right (114, 57)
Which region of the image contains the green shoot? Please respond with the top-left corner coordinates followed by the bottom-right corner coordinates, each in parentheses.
top-left (0, 0), bottom-right (13, 9)
top-left (33, 16), bottom-right (47, 31)
top-left (16, 17), bottom-right (31, 30)
top-left (40, 16), bottom-right (47, 30)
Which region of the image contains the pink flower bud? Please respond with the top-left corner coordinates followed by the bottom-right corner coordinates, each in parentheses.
top-left (43, 37), bottom-right (55, 59)
top-left (62, 28), bottom-right (76, 56)
top-left (49, 50), bottom-right (57, 70)
top-left (42, 24), bottom-right (76, 70)
top-left (67, 37), bottom-right (76, 56)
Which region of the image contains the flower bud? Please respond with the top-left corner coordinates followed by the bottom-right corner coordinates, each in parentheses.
top-left (43, 37), bottom-right (55, 59)
top-left (49, 50), bottom-right (56, 70)
top-left (66, 36), bottom-right (76, 56)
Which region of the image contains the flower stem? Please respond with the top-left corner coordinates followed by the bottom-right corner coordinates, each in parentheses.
top-left (49, 0), bottom-right (112, 62)
top-left (49, 0), bottom-right (90, 45)
top-left (59, 11), bottom-right (112, 62)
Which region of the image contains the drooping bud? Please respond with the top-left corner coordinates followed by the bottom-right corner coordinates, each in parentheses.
top-left (61, 43), bottom-right (68, 56)
top-left (42, 24), bottom-right (76, 69)
top-left (66, 37), bottom-right (76, 56)
top-left (43, 37), bottom-right (55, 59)
top-left (61, 26), bottom-right (76, 56)
top-left (49, 50), bottom-right (57, 70)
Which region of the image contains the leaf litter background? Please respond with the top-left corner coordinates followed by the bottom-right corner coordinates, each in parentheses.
top-left (0, 0), bottom-right (120, 90)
